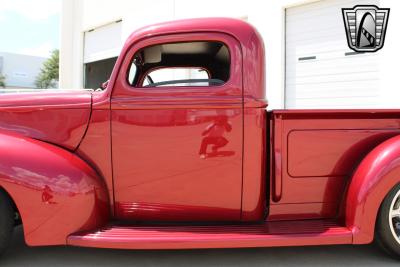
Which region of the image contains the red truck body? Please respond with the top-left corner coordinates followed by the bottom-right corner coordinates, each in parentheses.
top-left (1, 18), bottom-right (400, 253)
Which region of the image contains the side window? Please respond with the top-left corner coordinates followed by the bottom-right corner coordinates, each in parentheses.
top-left (128, 41), bottom-right (230, 88)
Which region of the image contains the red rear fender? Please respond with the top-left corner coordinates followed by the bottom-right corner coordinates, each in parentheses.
top-left (346, 135), bottom-right (400, 243)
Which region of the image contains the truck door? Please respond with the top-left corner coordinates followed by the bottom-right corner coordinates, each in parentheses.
top-left (110, 33), bottom-right (244, 222)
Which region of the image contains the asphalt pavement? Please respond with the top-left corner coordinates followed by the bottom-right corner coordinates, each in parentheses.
top-left (1, 226), bottom-right (399, 267)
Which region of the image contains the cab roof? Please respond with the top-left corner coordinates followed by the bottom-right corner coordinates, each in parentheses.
top-left (113, 18), bottom-right (266, 103)
top-left (125, 17), bottom-right (258, 48)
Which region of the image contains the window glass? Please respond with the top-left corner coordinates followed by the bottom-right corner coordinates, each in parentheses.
top-left (142, 68), bottom-right (210, 87)
top-left (127, 63), bottom-right (137, 85)
top-left (128, 41), bottom-right (230, 88)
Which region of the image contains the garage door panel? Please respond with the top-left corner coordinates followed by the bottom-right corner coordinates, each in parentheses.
top-left (287, 96), bottom-right (379, 109)
top-left (286, 13), bottom-right (345, 27)
top-left (286, 29), bottom-right (347, 40)
top-left (83, 21), bottom-right (123, 89)
top-left (288, 83), bottom-right (379, 96)
top-left (286, 54), bottom-right (379, 69)
top-left (286, 0), bottom-right (377, 17)
top-left (286, 62), bottom-right (378, 77)
top-left (286, 57), bottom-right (379, 74)
top-left (287, 72), bottom-right (380, 85)
top-left (84, 21), bottom-right (122, 64)
top-left (286, 47), bottom-right (348, 57)
top-left (287, 80), bottom-right (380, 108)
top-left (285, 0), bottom-right (380, 109)
top-left (289, 56), bottom-right (379, 71)
top-left (286, 46), bottom-right (378, 56)
top-left (287, 80), bottom-right (379, 92)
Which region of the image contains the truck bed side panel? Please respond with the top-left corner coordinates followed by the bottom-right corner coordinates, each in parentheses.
top-left (269, 110), bottom-right (400, 220)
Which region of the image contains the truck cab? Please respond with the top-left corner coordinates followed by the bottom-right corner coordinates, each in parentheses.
top-left (81, 18), bottom-right (268, 223)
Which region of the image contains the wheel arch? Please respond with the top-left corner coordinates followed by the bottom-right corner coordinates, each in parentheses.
top-left (346, 134), bottom-right (400, 244)
top-left (0, 132), bottom-right (110, 246)
top-left (0, 186), bottom-right (20, 225)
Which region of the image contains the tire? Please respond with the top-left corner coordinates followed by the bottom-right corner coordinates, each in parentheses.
top-left (0, 191), bottom-right (14, 257)
top-left (376, 183), bottom-right (400, 259)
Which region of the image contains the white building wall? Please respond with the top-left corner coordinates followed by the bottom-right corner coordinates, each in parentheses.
top-left (60, 0), bottom-right (400, 109)
top-left (0, 52), bottom-right (47, 89)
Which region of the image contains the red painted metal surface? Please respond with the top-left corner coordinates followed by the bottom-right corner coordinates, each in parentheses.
top-left (346, 135), bottom-right (400, 243)
top-left (0, 91), bottom-right (92, 150)
top-left (269, 110), bottom-right (400, 221)
top-left (68, 220), bottom-right (352, 249)
top-left (241, 108), bottom-right (267, 221)
top-left (76, 105), bottom-right (114, 213)
top-left (111, 32), bottom-right (244, 221)
top-left (0, 133), bottom-right (109, 246)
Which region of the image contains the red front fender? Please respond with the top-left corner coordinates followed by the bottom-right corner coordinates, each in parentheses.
top-left (346, 135), bottom-right (400, 244)
top-left (0, 133), bottom-right (110, 246)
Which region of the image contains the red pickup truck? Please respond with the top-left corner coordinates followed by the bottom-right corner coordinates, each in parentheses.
top-left (1, 18), bottom-right (400, 259)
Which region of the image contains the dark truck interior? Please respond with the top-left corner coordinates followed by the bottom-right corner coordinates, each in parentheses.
top-left (128, 41), bottom-right (231, 87)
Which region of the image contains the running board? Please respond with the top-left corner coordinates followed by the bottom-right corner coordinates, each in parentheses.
top-left (67, 220), bottom-right (353, 250)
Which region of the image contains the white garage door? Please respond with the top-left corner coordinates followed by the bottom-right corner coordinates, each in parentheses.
top-left (84, 20), bottom-right (122, 64)
top-left (285, 0), bottom-right (380, 108)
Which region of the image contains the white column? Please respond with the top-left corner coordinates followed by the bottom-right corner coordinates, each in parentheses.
top-left (60, 0), bottom-right (84, 89)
